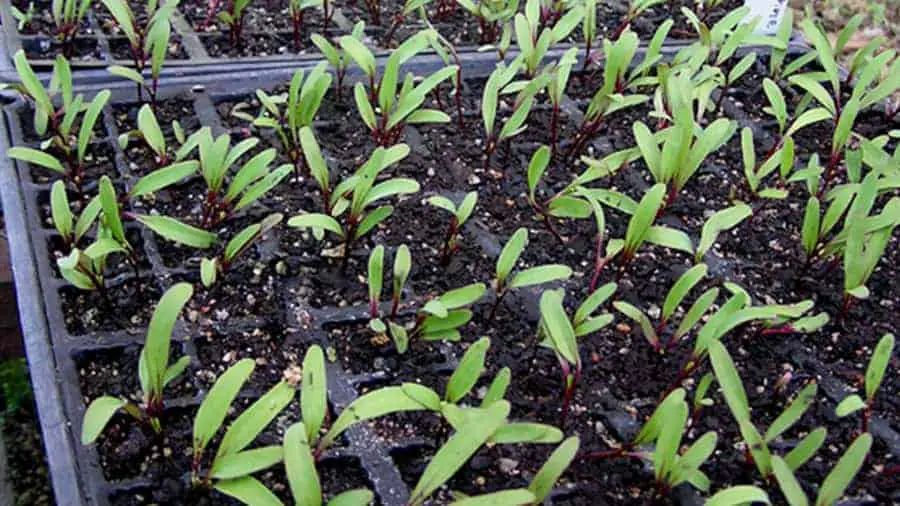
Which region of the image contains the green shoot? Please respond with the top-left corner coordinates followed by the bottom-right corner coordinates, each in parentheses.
top-left (201, 214), bottom-right (283, 288)
top-left (426, 191), bottom-right (478, 265)
top-left (835, 333), bottom-right (894, 432)
top-left (491, 227), bottom-right (572, 318)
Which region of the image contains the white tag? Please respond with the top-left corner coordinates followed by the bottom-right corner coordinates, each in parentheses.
top-left (743, 0), bottom-right (789, 35)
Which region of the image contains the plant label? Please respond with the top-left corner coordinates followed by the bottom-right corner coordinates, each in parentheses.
top-left (743, 0), bottom-right (788, 35)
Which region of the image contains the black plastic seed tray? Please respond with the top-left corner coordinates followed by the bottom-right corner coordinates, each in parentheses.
top-left (4, 39), bottom-right (898, 505)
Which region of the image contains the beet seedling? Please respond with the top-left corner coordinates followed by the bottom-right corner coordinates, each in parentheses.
top-left (49, 181), bottom-right (101, 251)
top-left (102, 0), bottom-right (175, 104)
top-left (287, 144), bottom-right (419, 263)
top-left (426, 191), bottom-right (477, 264)
top-left (835, 333), bottom-right (894, 432)
top-left (310, 22), bottom-right (365, 101)
top-left (8, 88), bottom-right (110, 192)
top-left (455, 0), bottom-right (519, 44)
top-left (201, 213), bottom-right (283, 288)
top-left (191, 131), bottom-right (292, 229)
top-left (612, 0), bottom-right (664, 40)
top-left (288, 0), bottom-right (324, 49)
top-left (189, 359), bottom-right (294, 496)
top-left (538, 286), bottom-right (615, 426)
top-left (512, 0), bottom-right (582, 77)
top-left (366, 245), bottom-right (485, 352)
top-left (47, 0), bottom-right (92, 56)
top-left (81, 283), bottom-right (193, 442)
top-left (695, 203), bottom-right (752, 262)
top-left (218, 0), bottom-right (254, 47)
top-left (481, 58), bottom-right (547, 170)
top-left (118, 105), bottom-right (206, 168)
top-left (344, 30), bottom-right (456, 145)
top-left (767, 11), bottom-right (816, 82)
top-left (614, 264), bottom-right (716, 353)
top-left (632, 87), bottom-right (735, 207)
top-left (382, 0), bottom-right (431, 45)
top-left (491, 227), bottom-right (573, 318)
top-left (231, 65), bottom-right (331, 174)
top-left (4, 52), bottom-right (81, 147)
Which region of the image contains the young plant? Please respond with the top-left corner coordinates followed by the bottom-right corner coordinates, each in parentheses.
top-left (10, 2), bottom-right (34, 30)
top-left (81, 283), bottom-right (193, 442)
top-left (710, 340), bottom-right (826, 483)
top-left (580, 0), bottom-right (596, 70)
top-left (201, 214), bottom-right (283, 288)
top-left (102, 0), bottom-right (175, 104)
top-left (538, 286), bottom-right (615, 426)
top-left (218, 0), bottom-right (254, 46)
top-left (614, 264), bottom-right (716, 353)
top-left (612, 0), bottom-right (664, 40)
top-left (231, 65), bottom-right (331, 174)
top-left (367, 245), bottom-right (486, 353)
top-left (9, 90), bottom-right (109, 191)
top-left (287, 144), bottom-right (420, 263)
top-left (481, 59), bottom-right (547, 170)
top-left (632, 90), bottom-right (736, 207)
top-left (190, 359), bottom-right (294, 495)
top-left (347, 31), bottom-right (456, 145)
top-left (695, 203), bottom-right (752, 261)
top-left (793, 19), bottom-right (900, 189)
top-left (491, 227), bottom-right (573, 318)
top-left (513, 0), bottom-right (582, 76)
top-left (770, 432), bottom-right (873, 506)
top-left (4, 52), bottom-right (77, 146)
top-left (835, 333), bottom-right (895, 432)
top-left (49, 180), bottom-right (101, 250)
top-left (426, 191), bottom-right (478, 264)
top-left (289, 0), bottom-right (324, 49)
top-left (566, 31), bottom-right (653, 158)
top-left (49, 0), bottom-right (92, 55)
top-left (118, 105), bottom-right (204, 168)
top-left (383, 0), bottom-right (432, 45)
top-left (406, 401), bottom-right (510, 506)
top-left (193, 131), bottom-right (292, 229)
top-left (767, 10), bottom-right (816, 82)
top-left (546, 48), bottom-right (577, 156)
top-left (455, 0), bottom-right (520, 44)
top-left (601, 183), bottom-right (694, 274)
top-left (310, 22), bottom-right (365, 101)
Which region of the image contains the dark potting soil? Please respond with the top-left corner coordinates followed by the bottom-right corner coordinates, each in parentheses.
top-left (22, 36), bottom-right (103, 61)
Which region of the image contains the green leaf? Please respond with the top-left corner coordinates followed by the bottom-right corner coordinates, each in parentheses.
top-left (445, 337), bottom-right (490, 403)
top-left (645, 226), bottom-right (694, 254)
top-left (802, 198), bottom-right (821, 256)
top-left (320, 386), bottom-right (432, 450)
top-left (130, 161), bottom-right (198, 198)
top-left (449, 490), bottom-right (535, 506)
top-left (288, 213), bottom-right (344, 238)
top-left (539, 290), bottom-right (579, 366)
top-left (764, 382), bottom-right (818, 442)
top-left (210, 446), bottom-right (284, 479)
top-left (496, 228), bottom-right (527, 285)
top-left (354, 205), bottom-right (394, 240)
top-left (784, 427), bottom-right (826, 471)
top-left (528, 436), bottom-right (579, 502)
top-left (233, 165), bottom-right (291, 212)
top-left (654, 393), bottom-right (687, 482)
top-left (50, 181), bottom-right (74, 241)
top-left (8, 147), bottom-right (64, 174)
top-left (625, 184), bottom-right (666, 254)
top-left (772, 456), bottom-right (809, 506)
top-left (193, 359), bottom-right (255, 453)
top-left (482, 368), bottom-right (511, 407)
top-left (574, 283), bottom-right (617, 325)
top-left (107, 65), bottom-right (145, 85)
top-left (327, 489), bottom-right (374, 506)
top-left (340, 36), bottom-right (376, 76)
top-left (74, 197), bottom-right (102, 243)
top-left (814, 433), bottom-right (873, 506)
top-left (214, 476), bottom-right (282, 506)
top-left (663, 264), bottom-right (707, 321)
top-left (137, 104), bottom-right (166, 157)
top-left (835, 395), bottom-right (865, 418)
top-left (142, 283), bottom-right (192, 399)
top-left (706, 486), bottom-right (770, 506)
top-left (527, 145), bottom-right (551, 200)
top-left (489, 422), bottom-right (563, 444)
top-left (408, 401), bottom-right (510, 506)
top-left (402, 384), bottom-right (442, 411)
top-left (709, 341), bottom-right (750, 421)
top-left (285, 423), bottom-right (321, 506)
top-left (136, 215), bottom-right (218, 248)
top-left (81, 396), bottom-right (126, 444)
top-left (456, 192), bottom-right (478, 225)
top-left (99, 177), bottom-right (127, 246)
top-left (78, 90), bottom-right (110, 163)
top-left (696, 204), bottom-right (752, 261)
top-left (634, 389), bottom-right (686, 445)
top-left (217, 381), bottom-right (294, 459)
top-left (509, 264), bottom-right (572, 289)
top-left (367, 245), bottom-right (384, 309)
top-left (613, 301), bottom-right (658, 348)
top-left (865, 333), bottom-right (894, 400)
top-left (301, 345), bottom-right (327, 441)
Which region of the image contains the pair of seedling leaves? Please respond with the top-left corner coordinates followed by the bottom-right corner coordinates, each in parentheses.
top-left (103, 0), bottom-right (174, 97)
top-left (5, 54), bottom-right (110, 187)
top-left (709, 340), bottom-right (876, 506)
top-left (614, 264), bottom-right (829, 354)
top-left (800, 172), bottom-right (900, 302)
